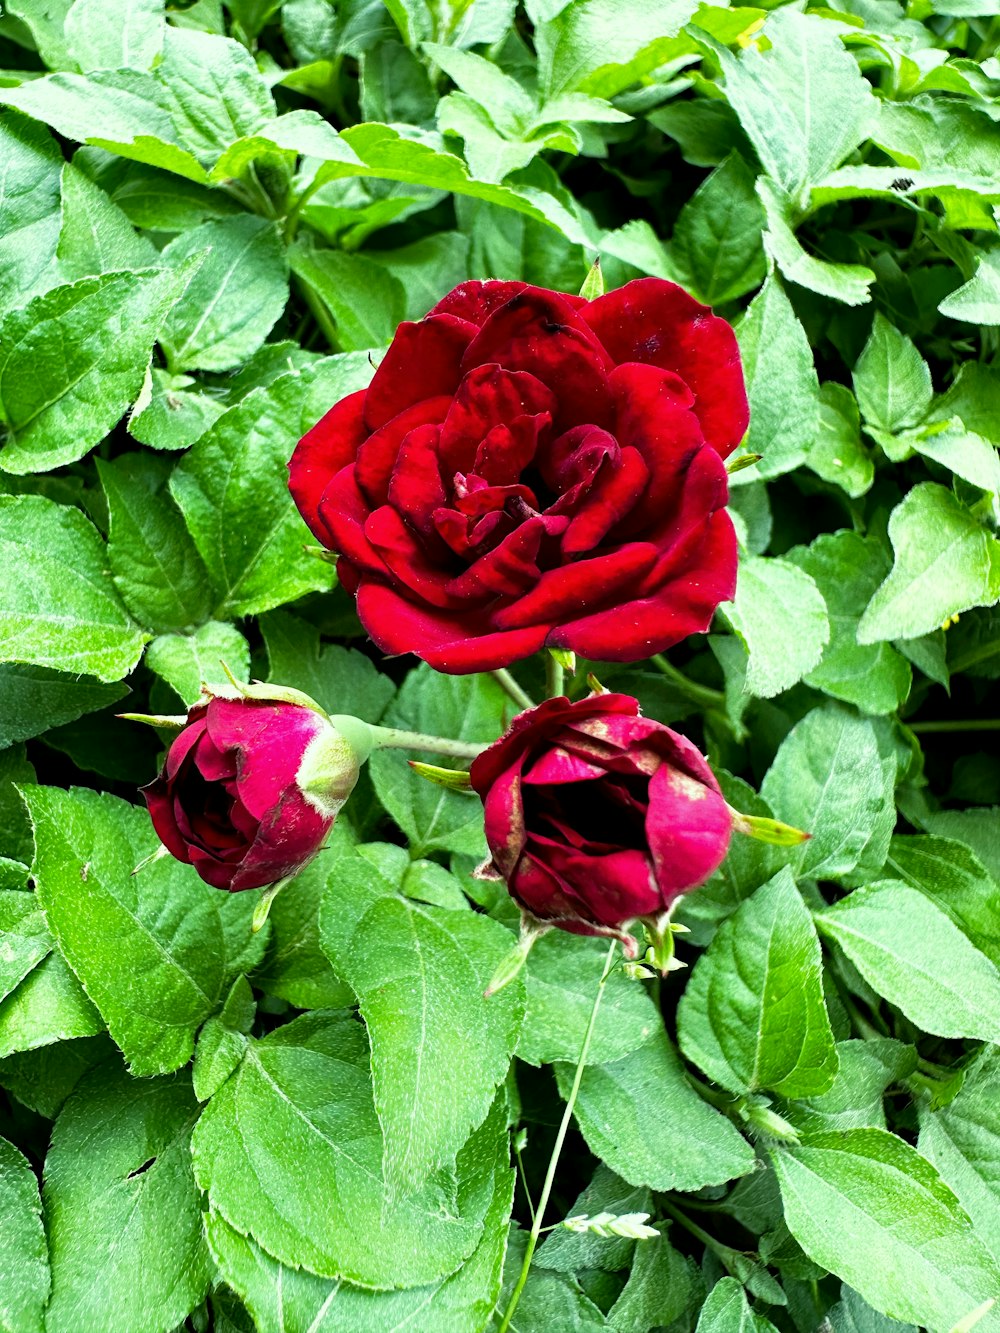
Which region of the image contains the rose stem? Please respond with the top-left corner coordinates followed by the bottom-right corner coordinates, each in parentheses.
top-left (368, 726), bottom-right (487, 761)
top-left (496, 940), bottom-right (618, 1333)
top-left (649, 654), bottom-right (726, 710)
top-left (491, 669), bottom-right (535, 711)
top-left (544, 653), bottom-right (564, 699)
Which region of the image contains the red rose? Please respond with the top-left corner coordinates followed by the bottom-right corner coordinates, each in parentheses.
top-left (142, 693), bottom-right (364, 891)
top-left (469, 694), bottom-right (732, 942)
top-left (289, 278), bottom-right (745, 673)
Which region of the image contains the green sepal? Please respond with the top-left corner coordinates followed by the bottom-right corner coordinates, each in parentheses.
top-left (408, 760), bottom-right (473, 792)
top-left (579, 256), bottom-right (605, 300)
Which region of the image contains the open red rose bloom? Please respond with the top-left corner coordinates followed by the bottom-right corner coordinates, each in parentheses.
top-left (469, 693), bottom-right (733, 944)
top-left (290, 278), bottom-right (747, 673)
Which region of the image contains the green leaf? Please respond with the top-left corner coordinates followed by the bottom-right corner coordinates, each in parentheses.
top-left (857, 484), bottom-right (1000, 644)
top-left (260, 611), bottom-right (397, 724)
top-left (853, 314), bottom-right (933, 433)
top-left (805, 382), bottom-right (874, 498)
top-left (761, 705), bottom-right (896, 882)
top-left (0, 266), bottom-right (191, 475)
top-left (192, 975), bottom-right (255, 1102)
top-left (517, 931), bottom-right (659, 1067)
top-left (320, 854), bottom-right (524, 1195)
top-left (678, 867), bottom-right (838, 1099)
top-left (204, 1097), bottom-right (512, 1331)
top-left (788, 531), bottom-right (912, 716)
top-left (940, 253), bottom-right (1000, 326)
top-left (733, 273), bottom-right (820, 480)
top-left (784, 1039), bottom-right (917, 1136)
top-left (159, 216), bottom-right (289, 373)
top-left (0, 1035), bottom-right (109, 1120)
top-left (0, 496), bottom-right (146, 683)
top-left (151, 26), bottom-right (275, 162)
top-left (288, 243), bottom-right (407, 351)
top-left (608, 1233), bottom-right (695, 1332)
top-left (251, 855), bottom-right (354, 1010)
top-left (0, 665), bottom-right (127, 749)
top-left (145, 621), bottom-right (250, 706)
top-left (905, 419), bottom-right (1000, 498)
top-left (97, 456), bottom-right (212, 634)
top-left (169, 364), bottom-right (348, 618)
top-left (369, 664), bottom-right (510, 858)
top-left (828, 1286), bottom-right (917, 1333)
top-left (364, 232), bottom-right (470, 322)
top-left (758, 178), bottom-right (875, 306)
top-left (694, 1277), bottom-right (773, 1333)
top-left (127, 368), bottom-right (227, 452)
top-left (536, 1166), bottom-right (652, 1274)
top-left (0, 953), bottom-right (103, 1061)
top-left (0, 114), bottom-right (63, 308)
top-left (771, 1128), bottom-right (1000, 1331)
top-left (0, 1136), bottom-right (49, 1333)
top-left (56, 162), bottom-right (160, 281)
top-left (0, 892), bottom-right (51, 1005)
top-left (886, 834), bottom-right (1000, 967)
top-left (532, 0), bottom-right (697, 99)
top-left (817, 881), bottom-right (1000, 1044)
top-left (709, 8), bottom-right (877, 203)
top-left (670, 152), bottom-right (766, 307)
top-left (0, 69), bottom-right (209, 183)
top-left (23, 786), bottom-right (233, 1076)
top-left (722, 553), bottom-right (830, 699)
top-left (191, 1011), bottom-right (507, 1287)
top-left (919, 1047), bottom-right (1000, 1270)
top-left (555, 1028), bottom-right (755, 1192)
top-left (63, 0), bottom-right (165, 72)
top-left (43, 1061), bottom-right (211, 1333)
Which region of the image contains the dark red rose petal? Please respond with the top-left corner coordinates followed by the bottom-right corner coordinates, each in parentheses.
top-left (363, 315), bottom-right (476, 432)
top-left (288, 390), bottom-right (367, 546)
top-left (584, 277), bottom-right (748, 458)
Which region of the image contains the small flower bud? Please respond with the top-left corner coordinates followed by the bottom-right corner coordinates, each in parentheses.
top-left (141, 689), bottom-right (372, 892)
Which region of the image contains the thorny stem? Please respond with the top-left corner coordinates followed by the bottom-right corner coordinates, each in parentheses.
top-left (491, 669), bottom-right (535, 712)
top-left (496, 941), bottom-right (618, 1333)
top-left (369, 726), bottom-right (486, 761)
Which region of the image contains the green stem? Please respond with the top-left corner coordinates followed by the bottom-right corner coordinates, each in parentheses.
top-left (491, 669), bottom-right (535, 712)
top-left (496, 941), bottom-right (617, 1333)
top-left (650, 655), bottom-right (726, 709)
top-left (909, 719), bottom-right (1000, 733)
top-left (659, 1198), bottom-right (736, 1266)
top-left (369, 726), bottom-right (486, 761)
top-left (545, 653), bottom-right (564, 699)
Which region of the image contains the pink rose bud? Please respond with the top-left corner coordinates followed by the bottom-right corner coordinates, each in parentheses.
top-left (469, 693), bottom-right (732, 944)
top-left (142, 689), bottom-right (371, 892)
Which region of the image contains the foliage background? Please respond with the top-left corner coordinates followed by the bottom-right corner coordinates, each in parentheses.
top-left (1, 0), bottom-right (1000, 1329)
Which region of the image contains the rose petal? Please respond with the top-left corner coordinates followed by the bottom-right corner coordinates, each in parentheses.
top-left (355, 395), bottom-right (451, 508)
top-left (438, 365), bottom-right (555, 477)
top-left (289, 390), bottom-right (368, 546)
top-left (460, 289), bottom-right (615, 432)
top-left (356, 582), bottom-right (549, 671)
top-left (492, 542), bottom-right (659, 631)
top-left (646, 762), bottom-right (732, 901)
top-left (584, 277), bottom-right (748, 458)
top-left (142, 776), bottom-right (192, 863)
top-left (204, 698), bottom-right (325, 822)
top-left (363, 314), bottom-right (476, 432)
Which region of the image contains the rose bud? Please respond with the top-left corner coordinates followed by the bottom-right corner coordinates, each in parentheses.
top-left (289, 277), bottom-right (745, 674)
top-left (469, 693), bottom-right (732, 958)
top-left (141, 688), bottom-right (372, 892)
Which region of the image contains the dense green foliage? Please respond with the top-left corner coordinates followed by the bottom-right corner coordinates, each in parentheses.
top-left (1, 0), bottom-right (1000, 1330)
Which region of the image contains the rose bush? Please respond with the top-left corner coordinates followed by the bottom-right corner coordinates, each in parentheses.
top-left (143, 691), bottom-right (364, 891)
top-left (470, 692), bottom-right (732, 945)
top-left (290, 277), bottom-right (746, 673)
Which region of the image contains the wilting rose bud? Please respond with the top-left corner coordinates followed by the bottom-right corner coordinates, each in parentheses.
top-left (142, 688), bottom-right (371, 892)
top-left (469, 693), bottom-right (731, 947)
